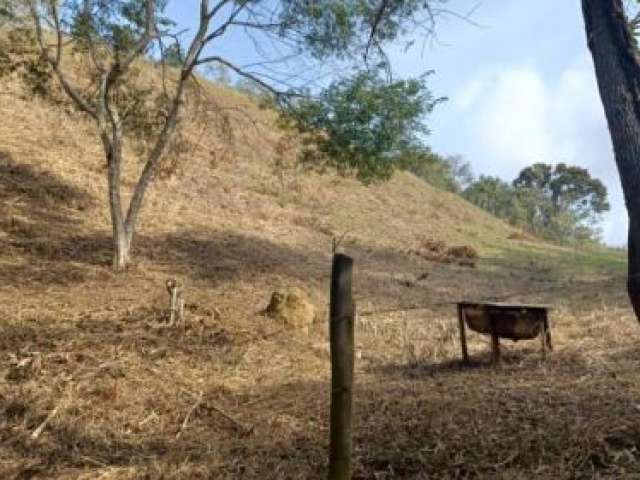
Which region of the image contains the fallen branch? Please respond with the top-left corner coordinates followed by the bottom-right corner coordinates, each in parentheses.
top-left (176, 391), bottom-right (203, 439)
top-left (181, 388), bottom-right (253, 436)
top-left (31, 404), bottom-right (61, 440)
top-left (208, 402), bottom-right (253, 436)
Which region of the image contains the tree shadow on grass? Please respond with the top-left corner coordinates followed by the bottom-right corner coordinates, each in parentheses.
top-left (138, 230), bottom-right (331, 286)
top-left (223, 362), bottom-right (640, 479)
top-left (0, 152), bottom-right (441, 295)
top-left (3, 345), bottom-right (637, 479)
top-left (0, 151), bottom-right (100, 285)
top-left (0, 151), bottom-right (435, 301)
top-left (367, 343), bottom-right (594, 383)
top-left (0, 149), bottom-right (331, 288)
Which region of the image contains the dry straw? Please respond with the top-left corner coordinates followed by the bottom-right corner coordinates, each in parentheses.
top-left (0, 39), bottom-right (634, 479)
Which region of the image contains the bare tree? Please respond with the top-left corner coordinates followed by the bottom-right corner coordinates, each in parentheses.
top-left (582, 0), bottom-right (640, 318)
top-left (23, 0), bottom-right (446, 271)
top-left (25, 1), bottom-right (280, 270)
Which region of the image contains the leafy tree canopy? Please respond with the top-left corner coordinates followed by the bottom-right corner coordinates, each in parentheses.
top-left (284, 71), bottom-right (442, 182)
top-left (279, 0), bottom-right (444, 61)
top-left (464, 163), bottom-right (610, 244)
top-left (0, 0), bottom-right (15, 21)
top-left (399, 147), bottom-right (472, 193)
top-left (463, 175), bottom-right (516, 219)
top-left (66, 0), bottom-right (173, 54)
top-left (513, 162), bottom-right (610, 222)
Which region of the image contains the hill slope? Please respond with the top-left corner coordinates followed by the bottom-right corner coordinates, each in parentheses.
top-left (0, 70), bottom-right (635, 479)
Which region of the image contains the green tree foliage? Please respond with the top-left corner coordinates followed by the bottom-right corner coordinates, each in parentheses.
top-left (278, 0), bottom-right (441, 61)
top-left (159, 42), bottom-right (183, 67)
top-left (68, 0), bottom-right (173, 53)
top-left (0, 15), bottom-right (57, 98)
top-left (446, 155), bottom-right (474, 191)
top-left (463, 176), bottom-right (518, 219)
top-left (514, 163), bottom-right (610, 224)
top-left (0, 0), bottom-right (16, 22)
top-left (284, 71), bottom-right (441, 182)
top-left (463, 163), bottom-right (610, 243)
top-left (399, 147), bottom-right (472, 193)
top-left (0, 0), bottom-right (29, 24)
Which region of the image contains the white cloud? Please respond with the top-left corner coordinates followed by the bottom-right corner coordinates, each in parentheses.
top-left (455, 76), bottom-right (487, 110)
top-left (452, 56), bottom-right (627, 245)
top-left (480, 68), bottom-right (554, 171)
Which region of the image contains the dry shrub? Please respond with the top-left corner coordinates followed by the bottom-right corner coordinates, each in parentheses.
top-left (507, 230), bottom-right (541, 243)
top-left (446, 245), bottom-right (478, 260)
top-left (263, 288), bottom-right (316, 333)
top-left (410, 237), bottom-right (478, 267)
top-left (422, 238), bottom-right (447, 254)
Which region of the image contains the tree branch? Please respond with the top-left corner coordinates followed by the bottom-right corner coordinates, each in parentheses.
top-left (365, 0), bottom-right (392, 61)
top-left (28, 0), bottom-right (98, 120)
top-left (195, 55), bottom-right (288, 97)
top-left (123, 0), bottom-right (276, 234)
top-left (81, 0), bottom-right (107, 74)
top-left (109, 0), bottom-right (157, 81)
top-left (202, 2), bottom-right (249, 43)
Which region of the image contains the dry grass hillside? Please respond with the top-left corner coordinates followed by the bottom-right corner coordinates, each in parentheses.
top-left (0, 59), bottom-right (637, 479)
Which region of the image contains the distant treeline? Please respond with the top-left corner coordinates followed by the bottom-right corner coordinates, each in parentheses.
top-left (400, 150), bottom-right (610, 245)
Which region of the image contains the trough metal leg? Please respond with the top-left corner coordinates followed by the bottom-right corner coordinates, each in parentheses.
top-left (457, 305), bottom-right (469, 365)
top-left (540, 313), bottom-right (552, 361)
top-left (544, 314), bottom-right (553, 351)
top-left (489, 317), bottom-right (500, 365)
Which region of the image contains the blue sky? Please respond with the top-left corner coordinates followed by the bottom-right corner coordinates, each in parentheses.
top-left (414, 0), bottom-right (625, 246)
top-left (167, 1), bottom-right (626, 245)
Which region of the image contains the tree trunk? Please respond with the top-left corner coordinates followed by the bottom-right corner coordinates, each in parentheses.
top-left (99, 91), bottom-right (183, 272)
top-left (582, 0), bottom-right (640, 319)
top-left (104, 134), bottom-right (132, 271)
top-left (113, 226), bottom-right (131, 271)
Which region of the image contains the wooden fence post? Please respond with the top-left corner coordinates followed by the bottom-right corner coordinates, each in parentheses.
top-left (328, 253), bottom-right (355, 480)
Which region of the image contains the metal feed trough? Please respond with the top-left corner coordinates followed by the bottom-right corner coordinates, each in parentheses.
top-left (457, 301), bottom-right (552, 364)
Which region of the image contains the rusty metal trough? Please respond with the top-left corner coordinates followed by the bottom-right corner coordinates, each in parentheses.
top-left (457, 302), bottom-right (552, 364)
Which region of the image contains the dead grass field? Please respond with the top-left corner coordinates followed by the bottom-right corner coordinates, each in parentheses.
top-left (0, 63), bottom-right (637, 479)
